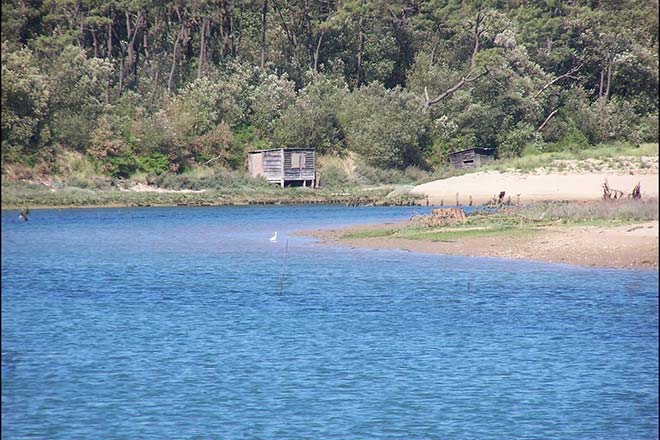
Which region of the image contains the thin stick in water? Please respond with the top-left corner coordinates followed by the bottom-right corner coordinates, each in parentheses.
top-left (279, 239), bottom-right (289, 294)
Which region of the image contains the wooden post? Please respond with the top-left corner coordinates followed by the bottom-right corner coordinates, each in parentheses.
top-left (281, 149), bottom-right (285, 188)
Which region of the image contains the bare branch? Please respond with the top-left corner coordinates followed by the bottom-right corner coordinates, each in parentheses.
top-left (424, 67), bottom-right (489, 111)
top-left (272, 0), bottom-right (297, 50)
top-left (470, 11), bottom-right (485, 66)
top-left (534, 64), bottom-right (583, 99)
top-left (423, 11), bottom-right (489, 111)
top-left (536, 108), bottom-right (559, 132)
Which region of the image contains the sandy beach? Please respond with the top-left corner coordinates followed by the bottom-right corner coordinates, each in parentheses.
top-left (302, 220), bottom-right (659, 269)
top-left (411, 171), bottom-right (659, 205)
top-left (301, 166), bottom-right (660, 269)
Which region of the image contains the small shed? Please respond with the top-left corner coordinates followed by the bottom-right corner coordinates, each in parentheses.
top-left (248, 148), bottom-right (316, 187)
top-left (449, 148), bottom-right (495, 169)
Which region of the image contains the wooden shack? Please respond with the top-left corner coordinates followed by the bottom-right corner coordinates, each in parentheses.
top-left (449, 148), bottom-right (495, 169)
top-left (248, 148), bottom-right (316, 187)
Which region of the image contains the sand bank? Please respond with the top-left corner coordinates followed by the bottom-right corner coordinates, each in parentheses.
top-left (302, 221), bottom-right (659, 269)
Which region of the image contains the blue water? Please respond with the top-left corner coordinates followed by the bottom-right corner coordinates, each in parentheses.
top-left (2, 205), bottom-right (658, 439)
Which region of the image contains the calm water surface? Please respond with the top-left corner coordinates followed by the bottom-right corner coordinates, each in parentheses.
top-left (2, 205), bottom-right (658, 439)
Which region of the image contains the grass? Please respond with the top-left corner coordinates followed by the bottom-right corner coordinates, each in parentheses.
top-left (404, 226), bottom-right (537, 241)
top-left (0, 178), bottom-right (403, 209)
top-left (342, 228), bottom-right (401, 239)
top-left (343, 214), bottom-right (540, 241)
top-left (339, 198), bottom-right (658, 243)
top-left (482, 143), bottom-right (658, 174)
top-left (515, 199), bottom-right (659, 223)
top-left (343, 223), bottom-right (538, 241)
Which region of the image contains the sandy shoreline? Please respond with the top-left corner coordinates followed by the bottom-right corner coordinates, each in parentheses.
top-left (298, 220), bottom-right (659, 270)
top-left (411, 171), bottom-right (659, 205)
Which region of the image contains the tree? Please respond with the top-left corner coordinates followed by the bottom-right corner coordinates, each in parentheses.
top-left (1, 43), bottom-right (51, 162)
top-left (47, 45), bottom-right (113, 150)
top-left (272, 71), bottom-right (348, 153)
top-left (341, 83), bottom-right (428, 168)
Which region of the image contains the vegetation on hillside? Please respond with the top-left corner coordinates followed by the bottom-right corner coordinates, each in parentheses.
top-left (2, 0), bottom-right (658, 183)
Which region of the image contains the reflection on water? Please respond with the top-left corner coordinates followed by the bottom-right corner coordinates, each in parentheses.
top-left (2, 205), bottom-right (658, 439)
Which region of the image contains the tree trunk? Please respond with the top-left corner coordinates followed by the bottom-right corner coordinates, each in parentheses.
top-left (302, 0), bottom-right (314, 69)
top-left (356, 0), bottom-right (365, 87)
top-left (314, 30), bottom-right (324, 72)
top-left (126, 12), bottom-right (133, 70)
top-left (118, 11), bottom-right (144, 91)
top-left (91, 29), bottom-right (98, 58)
top-left (106, 21), bottom-right (113, 57)
top-left (274, 1), bottom-right (297, 53)
top-left (168, 23), bottom-right (183, 94)
top-left (222, 0), bottom-right (232, 57)
top-left (79, 21), bottom-right (84, 47)
top-left (198, 17), bottom-right (208, 78)
top-left (150, 70), bottom-right (160, 107)
top-left (220, 0), bottom-right (236, 57)
top-left (260, 0), bottom-right (268, 67)
top-left (143, 24), bottom-right (149, 65)
top-left (105, 20), bottom-right (112, 103)
top-left (605, 58), bottom-right (613, 100)
top-left (235, 1), bottom-right (243, 57)
top-left (229, 8), bottom-right (236, 57)
top-left (128, 12), bottom-right (144, 82)
top-left (219, 13), bottom-right (226, 58)
top-left (118, 57), bottom-right (124, 95)
top-left (430, 30), bottom-right (440, 65)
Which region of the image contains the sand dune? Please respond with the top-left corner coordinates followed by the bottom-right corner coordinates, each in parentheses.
top-left (411, 171), bottom-right (659, 205)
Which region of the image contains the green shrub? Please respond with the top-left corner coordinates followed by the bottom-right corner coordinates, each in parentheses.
top-left (152, 167), bottom-right (272, 191)
top-left (230, 125), bottom-right (270, 169)
top-left (403, 165), bottom-right (429, 182)
top-left (106, 154), bottom-right (137, 178)
top-left (554, 119), bottom-right (590, 152)
top-left (497, 122), bottom-right (537, 158)
top-left (318, 163), bottom-right (351, 189)
top-left (354, 161), bottom-right (410, 185)
top-left (136, 153), bottom-right (169, 175)
top-left (638, 112), bottom-right (659, 143)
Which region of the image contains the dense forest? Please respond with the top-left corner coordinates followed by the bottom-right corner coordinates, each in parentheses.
top-left (2, 0), bottom-right (658, 179)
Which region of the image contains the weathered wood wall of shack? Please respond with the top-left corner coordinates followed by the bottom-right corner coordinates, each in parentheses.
top-left (261, 150), bottom-right (283, 181)
top-left (283, 149), bottom-right (315, 181)
top-left (449, 149), bottom-right (495, 169)
top-left (248, 148), bottom-right (316, 186)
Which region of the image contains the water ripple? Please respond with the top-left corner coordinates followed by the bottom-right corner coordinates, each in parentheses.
top-left (2, 206), bottom-right (658, 439)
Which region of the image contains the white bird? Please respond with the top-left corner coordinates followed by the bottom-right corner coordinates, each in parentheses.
top-left (270, 232), bottom-right (278, 243)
